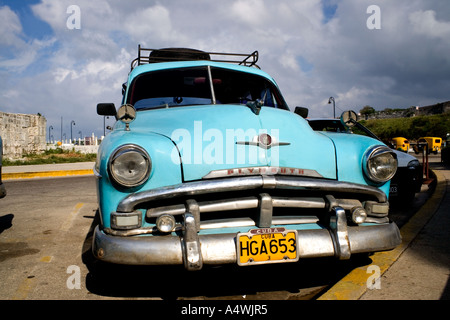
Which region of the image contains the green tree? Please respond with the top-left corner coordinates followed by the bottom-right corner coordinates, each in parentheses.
top-left (360, 105), bottom-right (375, 116)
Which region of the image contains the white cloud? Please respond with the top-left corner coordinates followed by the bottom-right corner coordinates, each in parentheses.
top-left (1, 0), bottom-right (450, 137)
top-left (231, 0), bottom-right (270, 27)
top-left (0, 6), bottom-right (23, 47)
top-left (409, 10), bottom-right (450, 39)
top-left (0, 6), bottom-right (56, 72)
top-left (123, 5), bottom-right (185, 44)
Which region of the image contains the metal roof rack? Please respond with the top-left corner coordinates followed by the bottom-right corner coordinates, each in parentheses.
top-left (130, 45), bottom-right (259, 70)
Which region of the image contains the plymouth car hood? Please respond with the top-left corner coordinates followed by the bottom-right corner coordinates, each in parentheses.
top-left (127, 105), bottom-right (337, 181)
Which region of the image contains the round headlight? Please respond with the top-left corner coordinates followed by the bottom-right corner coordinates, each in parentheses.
top-left (363, 146), bottom-right (397, 184)
top-left (109, 145), bottom-right (151, 187)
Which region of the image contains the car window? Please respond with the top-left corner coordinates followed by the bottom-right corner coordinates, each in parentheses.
top-left (128, 66), bottom-right (288, 110)
top-left (210, 67), bottom-right (287, 109)
top-left (129, 67), bottom-right (212, 109)
top-left (308, 119), bottom-right (349, 133)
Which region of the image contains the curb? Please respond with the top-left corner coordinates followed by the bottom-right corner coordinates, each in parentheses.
top-left (317, 169), bottom-right (446, 300)
top-left (3, 169), bottom-right (94, 180)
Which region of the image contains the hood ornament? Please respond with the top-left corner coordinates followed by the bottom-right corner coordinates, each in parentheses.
top-left (236, 133), bottom-right (290, 149)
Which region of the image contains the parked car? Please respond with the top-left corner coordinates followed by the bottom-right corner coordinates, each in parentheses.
top-left (0, 136), bottom-right (6, 198)
top-left (93, 47), bottom-right (401, 270)
top-left (442, 134), bottom-right (450, 164)
top-left (308, 116), bottom-right (422, 202)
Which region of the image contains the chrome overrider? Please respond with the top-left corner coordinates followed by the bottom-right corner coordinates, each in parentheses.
top-left (92, 175), bottom-right (402, 271)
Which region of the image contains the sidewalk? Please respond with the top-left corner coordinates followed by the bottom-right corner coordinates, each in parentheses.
top-left (2, 162), bottom-right (95, 180)
top-left (319, 163), bottom-right (450, 300)
top-left (361, 166), bottom-right (450, 300)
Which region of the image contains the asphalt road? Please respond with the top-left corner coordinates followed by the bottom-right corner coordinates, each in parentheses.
top-left (0, 170), bottom-right (432, 301)
top-left (0, 176), bottom-right (97, 300)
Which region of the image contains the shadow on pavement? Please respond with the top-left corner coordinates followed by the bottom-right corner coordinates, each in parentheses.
top-left (80, 211), bottom-right (372, 300)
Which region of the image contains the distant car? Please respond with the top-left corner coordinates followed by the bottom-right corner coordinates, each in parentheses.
top-left (414, 137), bottom-right (442, 154)
top-left (93, 47), bottom-right (401, 270)
top-left (308, 116), bottom-right (422, 202)
top-left (0, 136), bottom-right (6, 198)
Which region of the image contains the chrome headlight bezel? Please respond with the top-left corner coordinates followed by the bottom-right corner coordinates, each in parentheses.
top-left (363, 146), bottom-right (398, 184)
top-left (108, 144), bottom-right (151, 188)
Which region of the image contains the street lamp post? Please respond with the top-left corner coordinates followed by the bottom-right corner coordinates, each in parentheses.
top-left (71, 120), bottom-right (76, 143)
top-left (48, 125), bottom-right (53, 143)
top-left (328, 97), bottom-right (336, 118)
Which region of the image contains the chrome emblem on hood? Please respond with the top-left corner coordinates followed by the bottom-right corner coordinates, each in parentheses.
top-left (236, 134), bottom-right (290, 149)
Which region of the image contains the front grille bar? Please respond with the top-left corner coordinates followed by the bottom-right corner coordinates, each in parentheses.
top-left (146, 195), bottom-right (361, 218)
top-left (117, 176), bottom-right (387, 213)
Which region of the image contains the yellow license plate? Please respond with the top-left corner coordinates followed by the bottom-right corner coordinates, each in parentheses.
top-left (237, 228), bottom-right (298, 266)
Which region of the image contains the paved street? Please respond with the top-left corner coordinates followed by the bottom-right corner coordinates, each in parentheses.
top-left (1, 153), bottom-right (449, 301)
top-left (1, 175), bottom-right (374, 300)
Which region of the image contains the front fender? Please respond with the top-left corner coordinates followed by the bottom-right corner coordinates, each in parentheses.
top-left (319, 132), bottom-right (391, 197)
top-left (96, 130), bottom-right (183, 228)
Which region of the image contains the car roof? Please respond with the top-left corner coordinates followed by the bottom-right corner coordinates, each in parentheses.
top-left (129, 60), bottom-right (275, 83)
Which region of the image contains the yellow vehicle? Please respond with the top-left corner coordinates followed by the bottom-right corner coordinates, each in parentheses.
top-left (391, 137), bottom-right (410, 152)
top-left (414, 137), bottom-right (442, 154)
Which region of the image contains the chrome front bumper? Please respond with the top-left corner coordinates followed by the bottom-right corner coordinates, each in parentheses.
top-left (92, 213), bottom-right (402, 270)
top-left (93, 175), bottom-right (401, 270)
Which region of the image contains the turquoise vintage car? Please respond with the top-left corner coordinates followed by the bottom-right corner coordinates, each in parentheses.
top-left (93, 47), bottom-right (401, 270)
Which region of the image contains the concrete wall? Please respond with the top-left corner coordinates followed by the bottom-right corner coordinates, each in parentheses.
top-left (364, 101), bottom-right (450, 120)
top-left (0, 111), bottom-right (47, 159)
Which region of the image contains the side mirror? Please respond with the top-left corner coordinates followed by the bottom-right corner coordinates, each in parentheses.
top-left (97, 103), bottom-right (117, 117)
top-left (340, 110), bottom-right (358, 127)
top-left (340, 110), bottom-right (379, 140)
top-left (294, 106), bottom-right (309, 118)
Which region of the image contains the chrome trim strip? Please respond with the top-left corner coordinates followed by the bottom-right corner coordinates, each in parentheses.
top-left (200, 217), bottom-right (255, 230)
top-left (207, 65), bottom-right (216, 104)
top-left (235, 140), bottom-right (291, 149)
top-left (202, 166), bottom-right (323, 179)
top-left (117, 176), bottom-right (387, 213)
top-left (146, 196), bottom-right (336, 218)
top-left (272, 216), bottom-right (319, 225)
top-left (103, 216), bottom-right (320, 236)
top-left (199, 197), bottom-right (258, 213)
top-left (93, 165), bottom-right (102, 178)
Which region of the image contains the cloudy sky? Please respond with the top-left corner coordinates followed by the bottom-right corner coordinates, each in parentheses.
top-left (1, 0), bottom-right (449, 140)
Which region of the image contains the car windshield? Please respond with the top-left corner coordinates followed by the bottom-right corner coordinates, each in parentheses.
top-left (127, 66), bottom-right (288, 110)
